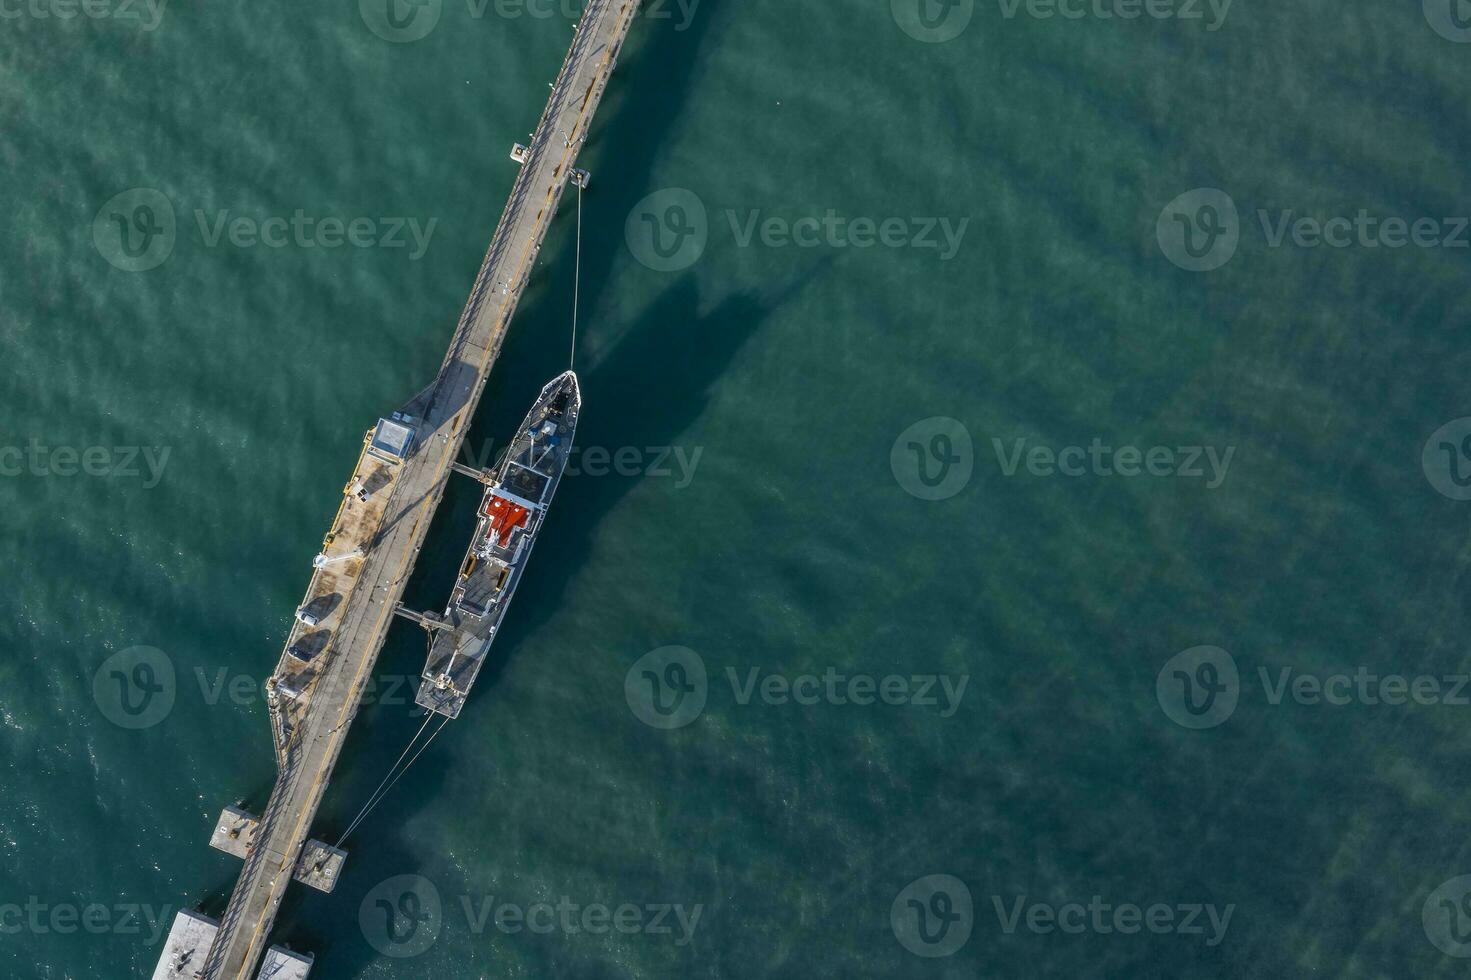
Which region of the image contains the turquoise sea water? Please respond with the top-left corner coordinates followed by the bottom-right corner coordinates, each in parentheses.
top-left (4, 0), bottom-right (1471, 976)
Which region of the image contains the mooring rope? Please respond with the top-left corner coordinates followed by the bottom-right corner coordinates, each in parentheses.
top-left (570, 180), bottom-right (583, 371)
top-left (333, 711), bottom-right (439, 848)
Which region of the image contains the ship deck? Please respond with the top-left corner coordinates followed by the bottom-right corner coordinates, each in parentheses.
top-left (414, 373), bottom-right (580, 720)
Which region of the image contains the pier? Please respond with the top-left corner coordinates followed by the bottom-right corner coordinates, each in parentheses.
top-left (152, 2), bottom-right (643, 976)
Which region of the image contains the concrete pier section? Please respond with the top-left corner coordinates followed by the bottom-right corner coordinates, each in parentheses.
top-left (153, 912), bottom-right (311, 980)
top-left (154, 2), bottom-right (644, 976)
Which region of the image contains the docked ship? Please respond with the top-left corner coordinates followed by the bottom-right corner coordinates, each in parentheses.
top-left (416, 370), bottom-right (581, 718)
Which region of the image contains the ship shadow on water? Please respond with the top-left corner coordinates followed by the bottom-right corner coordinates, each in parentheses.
top-left (259, 0), bottom-right (783, 974)
top-left (274, 271), bottom-right (781, 977)
top-left (466, 270), bottom-right (791, 680)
